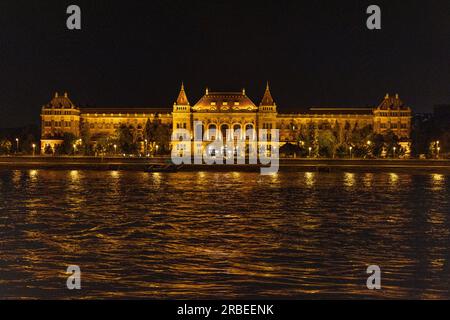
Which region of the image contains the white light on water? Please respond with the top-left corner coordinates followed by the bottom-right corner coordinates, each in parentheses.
top-left (305, 172), bottom-right (315, 187)
top-left (344, 172), bottom-right (355, 187)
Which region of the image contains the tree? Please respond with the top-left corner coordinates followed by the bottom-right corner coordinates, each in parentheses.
top-left (344, 121), bottom-right (352, 145)
top-left (383, 130), bottom-right (401, 158)
top-left (333, 121), bottom-right (343, 145)
top-left (280, 143), bottom-right (301, 158)
top-left (144, 119), bottom-right (171, 155)
top-left (0, 139), bottom-right (12, 155)
top-left (116, 125), bottom-right (137, 154)
top-left (309, 122), bottom-right (319, 157)
top-left (80, 120), bottom-right (92, 155)
top-left (44, 145), bottom-right (53, 155)
top-left (61, 132), bottom-right (77, 155)
top-left (318, 130), bottom-right (337, 158)
top-left (371, 134), bottom-right (385, 157)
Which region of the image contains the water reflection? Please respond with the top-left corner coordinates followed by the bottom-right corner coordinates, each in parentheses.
top-left (344, 172), bottom-right (355, 187)
top-left (304, 172), bottom-right (315, 187)
top-left (0, 170), bottom-right (449, 299)
top-left (389, 173), bottom-right (399, 185)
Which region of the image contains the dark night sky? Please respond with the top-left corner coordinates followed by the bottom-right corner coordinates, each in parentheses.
top-left (0, 0), bottom-right (449, 127)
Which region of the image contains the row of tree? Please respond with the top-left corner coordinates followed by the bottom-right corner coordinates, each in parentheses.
top-left (42, 119), bottom-right (172, 156)
top-left (411, 115), bottom-right (450, 158)
top-left (280, 123), bottom-right (405, 158)
top-left (0, 125), bottom-right (39, 155)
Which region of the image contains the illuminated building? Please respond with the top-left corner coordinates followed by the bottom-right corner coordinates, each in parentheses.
top-left (40, 84), bottom-right (412, 154)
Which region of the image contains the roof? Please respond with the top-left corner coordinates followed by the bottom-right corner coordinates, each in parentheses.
top-left (377, 94), bottom-right (409, 110)
top-left (260, 82), bottom-right (275, 106)
top-left (80, 107), bottom-right (172, 115)
top-left (307, 107), bottom-right (373, 115)
top-left (44, 92), bottom-right (76, 109)
top-left (175, 83), bottom-right (189, 105)
top-left (192, 90), bottom-right (258, 112)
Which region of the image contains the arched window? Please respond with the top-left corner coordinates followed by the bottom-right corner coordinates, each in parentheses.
top-left (208, 124), bottom-right (217, 140)
top-left (221, 124), bottom-right (229, 141)
top-left (233, 124), bottom-right (241, 140)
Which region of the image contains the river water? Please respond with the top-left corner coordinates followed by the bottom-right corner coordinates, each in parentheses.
top-left (1, 169), bottom-right (449, 299)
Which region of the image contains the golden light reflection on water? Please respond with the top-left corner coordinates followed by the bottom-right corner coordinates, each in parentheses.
top-left (110, 170), bottom-right (120, 178)
top-left (432, 174), bottom-right (445, 192)
top-left (344, 172), bottom-right (355, 187)
top-left (363, 173), bottom-right (374, 188)
top-left (389, 173), bottom-right (399, 186)
top-left (29, 169), bottom-right (38, 182)
top-left (304, 172), bottom-right (315, 187)
top-left (1, 170), bottom-right (450, 299)
top-left (69, 170), bottom-right (79, 182)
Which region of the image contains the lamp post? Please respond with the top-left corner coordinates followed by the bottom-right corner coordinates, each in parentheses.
top-left (144, 139), bottom-right (148, 157)
top-left (15, 138), bottom-right (19, 154)
top-left (308, 147), bottom-right (312, 158)
top-left (32, 143), bottom-right (36, 156)
top-left (349, 146), bottom-right (353, 159)
top-left (393, 146), bottom-right (396, 158)
top-left (436, 141), bottom-right (440, 159)
top-left (114, 144), bottom-right (117, 156)
top-left (73, 144), bottom-right (77, 156)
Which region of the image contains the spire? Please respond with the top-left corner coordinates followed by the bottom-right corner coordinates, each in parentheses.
top-left (176, 82), bottom-right (189, 105)
top-left (260, 81), bottom-right (275, 106)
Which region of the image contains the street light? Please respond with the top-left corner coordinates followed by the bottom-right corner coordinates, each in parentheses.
top-left (308, 146), bottom-right (312, 158)
top-left (349, 146), bottom-right (353, 158)
top-left (393, 146), bottom-right (396, 158)
top-left (73, 144), bottom-right (77, 155)
top-left (15, 138), bottom-right (19, 153)
top-left (114, 144), bottom-right (117, 155)
top-left (437, 147), bottom-right (441, 158)
top-left (32, 143), bottom-right (36, 156)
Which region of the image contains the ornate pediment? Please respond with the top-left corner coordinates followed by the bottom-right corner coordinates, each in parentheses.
top-left (193, 90), bottom-right (258, 112)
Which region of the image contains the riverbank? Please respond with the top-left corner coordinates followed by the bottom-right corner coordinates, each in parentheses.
top-left (1, 156), bottom-right (450, 173)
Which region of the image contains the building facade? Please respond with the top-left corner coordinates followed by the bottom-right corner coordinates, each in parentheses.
top-left (40, 84), bottom-right (412, 155)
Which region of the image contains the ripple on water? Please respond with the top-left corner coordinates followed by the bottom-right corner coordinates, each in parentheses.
top-left (0, 170), bottom-right (449, 299)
